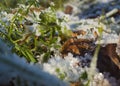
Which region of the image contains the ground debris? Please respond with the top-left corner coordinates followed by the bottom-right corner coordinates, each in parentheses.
top-left (61, 37), bottom-right (95, 57)
top-left (70, 81), bottom-right (82, 86)
top-left (61, 29), bottom-right (120, 80)
top-left (97, 44), bottom-right (120, 79)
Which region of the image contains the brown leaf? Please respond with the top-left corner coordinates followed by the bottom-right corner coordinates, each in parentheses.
top-left (70, 81), bottom-right (82, 86)
top-left (64, 5), bottom-right (73, 14)
top-left (72, 30), bottom-right (87, 37)
top-left (100, 44), bottom-right (120, 69)
top-left (93, 31), bottom-right (99, 40)
top-left (97, 44), bottom-right (120, 79)
top-left (61, 37), bottom-right (95, 57)
top-left (29, 7), bottom-right (45, 12)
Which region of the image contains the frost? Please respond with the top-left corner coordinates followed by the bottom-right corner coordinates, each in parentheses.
top-left (43, 53), bottom-right (87, 82)
top-left (95, 33), bottom-right (119, 44)
top-left (90, 73), bottom-right (111, 86)
top-left (0, 0), bottom-right (120, 85)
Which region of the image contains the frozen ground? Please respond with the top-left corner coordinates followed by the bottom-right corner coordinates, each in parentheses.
top-left (54, 0), bottom-right (120, 85)
top-left (0, 0), bottom-right (120, 86)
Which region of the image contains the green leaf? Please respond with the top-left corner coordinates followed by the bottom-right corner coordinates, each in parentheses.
top-left (25, 49), bottom-right (37, 63)
top-left (59, 73), bottom-right (66, 80)
top-left (98, 26), bottom-right (103, 36)
top-left (55, 68), bottom-right (60, 73)
top-left (80, 71), bottom-right (88, 80)
top-left (42, 52), bottom-right (51, 62)
top-left (84, 80), bottom-right (90, 86)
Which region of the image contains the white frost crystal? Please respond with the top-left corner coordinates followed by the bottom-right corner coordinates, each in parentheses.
top-left (90, 73), bottom-right (110, 86)
top-left (95, 33), bottom-right (119, 44)
top-left (43, 53), bottom-right (86, 82)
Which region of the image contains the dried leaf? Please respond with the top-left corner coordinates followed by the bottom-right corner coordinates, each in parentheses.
top-left (103, 44), bottom-right (120, 69)
top-left (70, 81), bottom-right (82, 86)
top-left (97, 44), bottom-right (120, 79)
top-left (64, 5), bottom-right (73, 14)
top-left (72, 30), bottom-right (86, 37)
top-left (61, 37), bottom-right (95, 56)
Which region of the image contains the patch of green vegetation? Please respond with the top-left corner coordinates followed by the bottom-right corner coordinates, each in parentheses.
top-left (0, 0), bottom-right (69, 10)
top-left (0, 2), bottom-right (71, 63)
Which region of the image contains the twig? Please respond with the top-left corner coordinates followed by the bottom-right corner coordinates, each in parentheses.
top-left (99, 8), bottom-right (118, 20)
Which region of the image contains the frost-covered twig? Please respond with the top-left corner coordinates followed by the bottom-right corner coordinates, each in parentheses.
top-left (99, 8), bottom-right (119, 20)
top-left (106, 8), bottom-right (118, 18)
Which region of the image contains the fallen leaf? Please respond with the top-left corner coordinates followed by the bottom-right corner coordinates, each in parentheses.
top-left (61, 37), bottom-right (95, 56)
top-left (64, 5), bottom-right (73, 14)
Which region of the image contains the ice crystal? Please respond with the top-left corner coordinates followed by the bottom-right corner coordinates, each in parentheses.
top-left (43, 53), bottom-right (86, 82)
top-left (90, 73), bottom-right (111, 86)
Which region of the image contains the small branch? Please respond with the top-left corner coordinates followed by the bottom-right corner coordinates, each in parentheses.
top-left (99, 8), bottom-right (118, 20)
